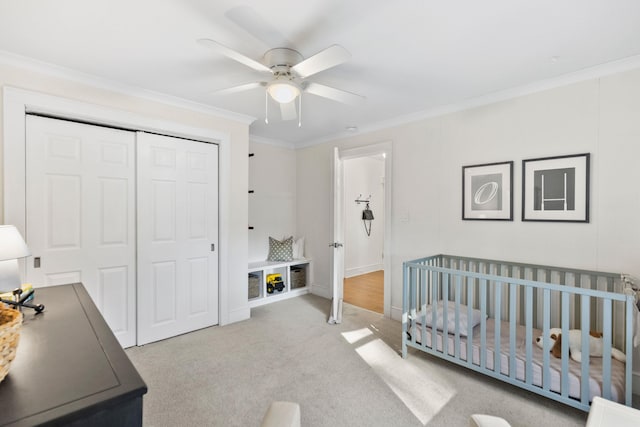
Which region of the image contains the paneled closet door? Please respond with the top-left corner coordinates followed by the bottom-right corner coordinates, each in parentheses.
top-left (25, 115), bottom-right (137, 348)
top-left (136, 132), bottom-right (219, 345)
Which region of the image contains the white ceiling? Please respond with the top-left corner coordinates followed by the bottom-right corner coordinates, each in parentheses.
top-left (1, 0), bottom-right (640, 146)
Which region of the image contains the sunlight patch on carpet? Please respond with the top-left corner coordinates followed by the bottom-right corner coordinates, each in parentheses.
top-left (354, 337), bottom-right (456, 425)
top-left (341, 327), bottom-right (373, 344)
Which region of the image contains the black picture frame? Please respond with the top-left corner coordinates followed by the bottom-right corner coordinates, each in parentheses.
top-left (522, 153), bottom-right (590, 222)
top-left (462, 161), bottom-right (513, 221)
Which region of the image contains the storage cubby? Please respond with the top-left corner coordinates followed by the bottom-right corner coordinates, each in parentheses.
top-left (248, 259), bottom-right (311, 307)
top-left (264, 266), bottom-right (288, 297)
top-left (290, 264), bottom-right (308, 289)
top-left (248, 271), bottom-right (262, 300)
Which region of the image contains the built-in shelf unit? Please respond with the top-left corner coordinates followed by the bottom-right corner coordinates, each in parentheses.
top-left (248, 259), bottom-right (311, 307)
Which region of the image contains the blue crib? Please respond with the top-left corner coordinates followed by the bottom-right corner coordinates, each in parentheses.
top-left (402, 254), bottom-right (637, 411)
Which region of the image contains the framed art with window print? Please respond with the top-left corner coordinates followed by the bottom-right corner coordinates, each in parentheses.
top-left (522, 153), bottom-right (590, 222)
top-left (462, 161), bottom-right (513, 220)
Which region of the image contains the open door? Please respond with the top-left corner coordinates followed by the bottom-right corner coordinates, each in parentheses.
top-left (329, 142), bottom-right (393, 321)
top-left (328, 147), bottom-right (344, 324)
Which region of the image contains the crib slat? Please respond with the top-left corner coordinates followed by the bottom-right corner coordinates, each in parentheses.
top-left (542, 289), bottom-right (551, 392)
top-left (494, 282), bottom-right (502, 375)
top-left (467, 280), bottom-right (473, 367)
top-left (590, 274), bottom-right (599, 331)
top-left (574, 274), bottom-right (582, 327)
top-left (509, 283), bottom-right (517, 380)
top-left (519, 268), bottom-right (526, 325)
top-left (625, 297), bottom-right (634, 405)
top-left (443, 273), bottom-right (450, 356)
top-left (420, 267), bottom-right (427, 351)
top-left (410, 267), bottom-right (418, 347)
top-left (525, 286), bottom-right (533, 386)
top-left (402, 263), bottom-right (409, 358)
top-left (561, 292), bottom-right (570, 399)
top-left (532, 269), bottom-right (539, 328)
top-left (602, 298), bottom-right (612, 400)
top-left (580, 295), bottom-right (591, 406)
top-left (480, 279), bottom-right (487, 369)
top-left (454, 275), bottom-right (462, 359)
top-left (431, 270), bottom-right (438, 353)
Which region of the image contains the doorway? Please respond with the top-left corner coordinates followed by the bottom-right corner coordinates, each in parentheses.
top-left (343, 154), bottom-right (385, 313)
top-left (330, 142), bottom-right (391, 322)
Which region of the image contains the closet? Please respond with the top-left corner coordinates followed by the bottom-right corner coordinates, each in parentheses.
top-left (25, 115), bottom-right (219, 347)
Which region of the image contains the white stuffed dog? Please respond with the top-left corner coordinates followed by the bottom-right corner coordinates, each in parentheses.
top-left (535, 328), bottom-right (626, 363)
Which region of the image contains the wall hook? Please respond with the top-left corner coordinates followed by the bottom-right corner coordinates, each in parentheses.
top-left (355, 194), bottom-right (372, 204)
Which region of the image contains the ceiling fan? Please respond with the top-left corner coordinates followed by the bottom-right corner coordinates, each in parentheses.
top-left (197, 38), bottom-right (365, 124)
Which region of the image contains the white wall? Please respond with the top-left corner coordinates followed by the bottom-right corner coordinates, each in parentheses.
top-left (0, 60), bottom-right (252, 325)
top-left (344, 156), bottom-right (384, 277)
top-left (296, 67), bottom-right (640, 379)
top-left (248, 141), bottom-right (297, 262)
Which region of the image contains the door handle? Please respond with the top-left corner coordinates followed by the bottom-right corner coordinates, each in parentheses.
top-left (329, 243), bottom-right (343, 248)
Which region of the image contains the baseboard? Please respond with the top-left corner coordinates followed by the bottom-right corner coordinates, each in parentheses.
top-left (391, 305), bottom-right (403, 322)
top-left (224, 306), bottom-right (250, 325)
top-left (345, 263), bottom-right (384, 278)
top-left (310, 283), bottom-right (331, 299)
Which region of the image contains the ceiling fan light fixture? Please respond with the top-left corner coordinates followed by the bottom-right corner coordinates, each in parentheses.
top-left (267, 80), bottom-right (300, 104)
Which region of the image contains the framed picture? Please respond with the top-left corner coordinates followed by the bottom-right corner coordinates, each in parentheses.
top-left (522, 153), bottom-right (590, 222)
top-left (462, 161), bottom-right (513, 220)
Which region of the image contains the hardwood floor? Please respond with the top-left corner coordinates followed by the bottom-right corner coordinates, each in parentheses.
top-left (343, 270), bottom-right (384, 313)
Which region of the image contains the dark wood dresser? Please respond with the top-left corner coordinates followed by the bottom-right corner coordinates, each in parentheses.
top-left (0, 283), bottom-right (147, 426)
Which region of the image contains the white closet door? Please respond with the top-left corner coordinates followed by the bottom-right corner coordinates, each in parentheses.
top-left (136, 132), bottom-right (219, 345)
top-left (25, 115), bottom-right (137, 348)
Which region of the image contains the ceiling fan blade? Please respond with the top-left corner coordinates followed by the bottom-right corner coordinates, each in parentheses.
top-left (304, 82), bottom-right (365, 106)
top-left (291, 45), bottom-right (351, 78)
top-left (279, 101), bottom-right (298, 121)
top-left (197, 38), bottom-right (271, 73)
top-left (212, 82), bottom-right (266, 96)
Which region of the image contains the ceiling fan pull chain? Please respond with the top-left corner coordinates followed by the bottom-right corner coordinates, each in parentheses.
top-left (264, 90), bottom-right (269, 124)
top-left (298, 94), bottom-right (302, 128)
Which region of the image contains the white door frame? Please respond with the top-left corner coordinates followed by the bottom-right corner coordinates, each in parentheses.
top-left (332, 142), bottom-right (392, 318)
top-left (2, 86), bottom-right (234, 325)
top-left (329, 148), bottom-right (344, 324)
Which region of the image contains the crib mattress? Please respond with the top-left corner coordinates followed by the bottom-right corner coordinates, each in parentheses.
top-left (410, 318), bottom-right (626, 403)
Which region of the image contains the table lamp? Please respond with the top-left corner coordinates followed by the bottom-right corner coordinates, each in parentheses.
top-left (0, 225), bottom-right (31, 292)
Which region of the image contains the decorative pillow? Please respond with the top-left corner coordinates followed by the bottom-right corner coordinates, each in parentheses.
top-left (292, 237), bottom-right (305, 259)
top-left (423, 301), bottom-right (485, 336)
top-left (267, 236), bottom-right (293, 262)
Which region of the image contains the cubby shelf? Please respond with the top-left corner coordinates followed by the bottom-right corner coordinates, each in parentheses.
top-left (248, 259), bottom-right (311, 308)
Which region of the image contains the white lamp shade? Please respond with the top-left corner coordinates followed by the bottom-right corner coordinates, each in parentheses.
top-left (0, 225), bottom-right (31, 261)
top-left (267, 81), bottom-right (300, 104)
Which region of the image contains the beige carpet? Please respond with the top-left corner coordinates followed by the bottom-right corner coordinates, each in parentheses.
top-left (126, 294), bottom-right (627, 426)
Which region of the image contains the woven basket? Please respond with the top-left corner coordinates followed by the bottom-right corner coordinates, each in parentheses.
top-left (0, 304), bottom-right (22, 383)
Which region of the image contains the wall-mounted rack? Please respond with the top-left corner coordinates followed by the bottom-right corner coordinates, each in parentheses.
top-left (354, 194), bottom-right (372, 204)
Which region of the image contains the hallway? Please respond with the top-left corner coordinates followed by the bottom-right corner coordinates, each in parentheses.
top-left (343, 270), bottom-right (384, 313)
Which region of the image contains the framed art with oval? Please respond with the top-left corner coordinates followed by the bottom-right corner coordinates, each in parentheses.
top-left (462, 161), bottom-right (513, 221)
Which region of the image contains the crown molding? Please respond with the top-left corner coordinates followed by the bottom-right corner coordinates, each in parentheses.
top-left (298, 54), bottom-right (640, 149)
top-left (0, 49), bottom-right (256, 125)
top-left (249, 135), bottom-right (295, 149)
